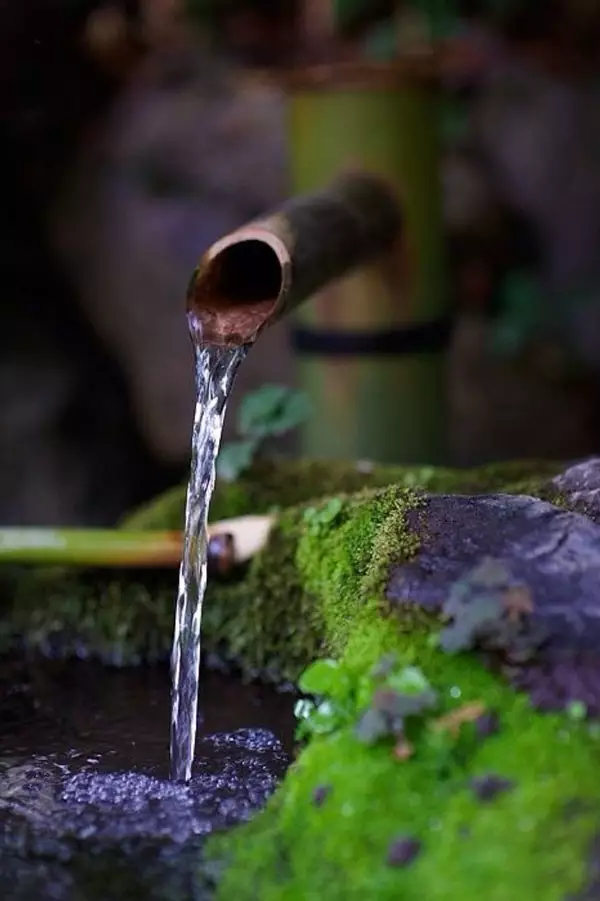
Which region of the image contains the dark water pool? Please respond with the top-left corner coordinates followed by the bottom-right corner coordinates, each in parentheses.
top-left (0, 659), bottom-right (296, 901)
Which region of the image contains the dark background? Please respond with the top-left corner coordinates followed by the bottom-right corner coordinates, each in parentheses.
top-left (3, 0), bottom-right (600, 525)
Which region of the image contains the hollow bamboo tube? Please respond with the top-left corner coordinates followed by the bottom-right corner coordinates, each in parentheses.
top-left (186, 170), bottom-right (402, 346)
top-left (0, 515), bottom-right (273, 571)
top-left (287, 63), bottom-right (449, 465)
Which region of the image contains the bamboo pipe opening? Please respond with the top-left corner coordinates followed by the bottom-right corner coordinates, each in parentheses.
top-left (212, 240), bottom-right (283, 305)
top-left (187, 171), bottom-right (403, 347)
top-left (187, 225), bottom-right (291, 347)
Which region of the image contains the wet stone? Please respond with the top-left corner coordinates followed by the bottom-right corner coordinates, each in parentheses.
top-left (0, 729), bottom-right (287, 900)
top-left (0, 663), bottom-right (295, 901)
top-left (508, 652), bottom-right (600, 718)
top-left (552, 458), bottom-right (600, 522)
top-left (386, 836), bottom-right (422, 868)
top-left (387, 489), bottom-right (600, 713)
top-left (469, 774), bottom-right (516, 803)
top-left (388, 493), bottom-right (600, 654)
top-left (312, 784), bottom-right (332, 807)
top-left (475, 711), bottom-right (501, 741)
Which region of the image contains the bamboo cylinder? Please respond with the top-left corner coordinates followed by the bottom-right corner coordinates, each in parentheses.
top-left (0, 515), bottom-right (273, 571)
top-left (186, 170), bottom-right (402, 347)
top-left (286, 62), bottom-right (449, 464)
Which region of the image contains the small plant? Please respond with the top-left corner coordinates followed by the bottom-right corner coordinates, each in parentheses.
top-left (302, 497), bottom-right (344, 536)
top-left (294, 652), bottom-right (502, 780)
top-left (294, 654), bottom-right (439, 748)
top-left (217, 384), bottom-right (312, 482)
top-left (294, 658), bottom-right (356, 739)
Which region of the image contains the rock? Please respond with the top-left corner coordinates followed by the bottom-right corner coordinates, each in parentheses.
top-left (469, 774), bottom-right (515, 803)
top-left (552, 458), bottom-right (600, 521)
top-left (311, 784), bottom-right (331, 807)
top-left (387, 493), bottom-right (600, 653)
top-left (474, 710), bottom-right (500, 740)
top-left (0, 728), bottom-right (287, 901)
top-left (386, 836), bottom-right (422, 868)
top-left (387, 490), bottom-right (600, 715)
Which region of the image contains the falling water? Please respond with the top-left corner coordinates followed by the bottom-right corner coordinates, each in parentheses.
top-left (170, 340), bottom-right (248, 782)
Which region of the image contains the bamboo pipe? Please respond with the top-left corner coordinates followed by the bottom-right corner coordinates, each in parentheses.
top-left (186, 170), bottom-right (403, 347)
top-left (0, 515), bottom-right (274, 573)
top-left (286, 61), bottom-right (449, 465)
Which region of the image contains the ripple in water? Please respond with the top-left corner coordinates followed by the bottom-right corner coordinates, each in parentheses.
top-left (0, 728), bottom-right (287, 901)
top-left (0, 662), bottom-right (295, 900)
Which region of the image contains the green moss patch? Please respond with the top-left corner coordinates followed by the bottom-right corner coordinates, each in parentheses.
top-left (200, 459), bottom-right (600, 901)
top-left (120, 458), bottom-right (564, 532)
top-left (0, 457), bottom-right (571, 676)
top-left (210, 619), bottom-right (600, 901)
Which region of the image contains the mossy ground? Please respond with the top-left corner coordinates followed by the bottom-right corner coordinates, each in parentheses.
top-left (207, 473), bottom-right (600, 901)
top-left (120, 458), bottom-right (564, 532)
top-left (0, 458), bottom-right (564, 676)
top-left (211, 620), bottom-right (600, 901)
top-left (1, 456), bottom-right (594, 897)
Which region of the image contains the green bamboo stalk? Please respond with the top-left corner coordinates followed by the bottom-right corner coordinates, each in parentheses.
top-left (286, 61), bottom-right (448, 464)
top-left (0, 528), bottom-right (182, 568)
top-left (0, 515), bottom-right (274, 571)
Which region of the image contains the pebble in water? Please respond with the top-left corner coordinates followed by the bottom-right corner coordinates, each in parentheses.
top-left (170, 341), bottom-right (248, 782)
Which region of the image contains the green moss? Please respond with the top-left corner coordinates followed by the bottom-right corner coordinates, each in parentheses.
top-left (201, 483), bottom-right (425, 683)
top-left (295, 486), bottom-right (424, 657)
top-left (0, 483), bottom-right (423, 680)
top-left (120, 458), bottom-right (565, 531)
top-left (202, 458), bottom-right (598, 900)
top-left (0, 457), bottom-right (572, 675)
top-left (210, 620), bottom-right (600, 901)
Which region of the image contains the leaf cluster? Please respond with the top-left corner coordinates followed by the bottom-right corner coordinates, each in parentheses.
top-left (294, 654), bottom-right (438, 747)
top-left (218, 385), bottom-right (312, 482)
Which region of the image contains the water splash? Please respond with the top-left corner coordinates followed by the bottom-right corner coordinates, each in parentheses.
top-left (170, 341), bottom-right (248, 782)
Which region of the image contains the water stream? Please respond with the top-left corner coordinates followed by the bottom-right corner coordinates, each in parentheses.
top-left (0, 326), bottom-right (281, 898)
top-left (170, 341), bottom-right (248, 782)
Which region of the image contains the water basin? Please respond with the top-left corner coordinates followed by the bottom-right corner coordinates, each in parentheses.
top-left (0, 658), bottom-right (296, 900)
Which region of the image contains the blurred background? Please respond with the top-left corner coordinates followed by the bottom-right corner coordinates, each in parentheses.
top-left (3, 0), bottom-right (600, 527)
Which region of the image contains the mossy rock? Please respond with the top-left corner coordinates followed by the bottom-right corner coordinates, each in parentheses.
top-left (119, 457), bottom-right (564, 531)
top-left (2, 456), bottom-right (599, 899)
top-left (200, 475), bottom-right (600, 901)
top-left (0, 458), bottom-right (564, 673)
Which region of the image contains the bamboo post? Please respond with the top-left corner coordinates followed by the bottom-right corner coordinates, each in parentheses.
top-left (285, 58), bottom-right (449, 464)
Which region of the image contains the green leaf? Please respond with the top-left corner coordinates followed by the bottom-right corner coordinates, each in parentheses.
top-left (238, 385), bottom-right (312, 440)
top-left (319, 497), bottom-right (343, 523)
top-left (294, 698), bottom-right (315, 722)
top-left (387, 666), bottom-right (432, 696)
top-left (298, 659), bottom-right (345, 698)
top-left (217, 438), bottom-right (258, 482)
top-left (303, 497), bottom-right (344, 535)
top-left (306, 701), bottom-right (341, 736)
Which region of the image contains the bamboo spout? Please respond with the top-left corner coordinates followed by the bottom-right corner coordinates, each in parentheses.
top-left (186, 170), bottom-right (403, 347)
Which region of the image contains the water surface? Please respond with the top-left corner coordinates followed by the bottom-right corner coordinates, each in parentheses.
top-left (0, 659), bottom-right (295, 901)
